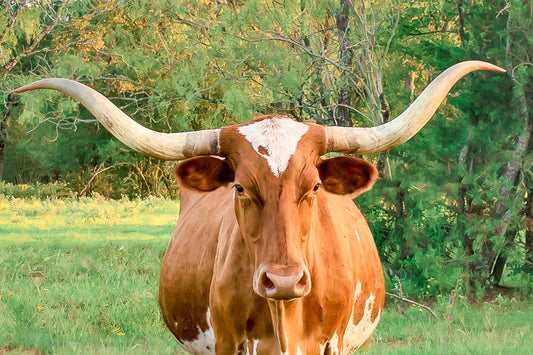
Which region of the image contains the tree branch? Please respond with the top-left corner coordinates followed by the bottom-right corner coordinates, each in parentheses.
top-left (78, 164), bottom-right (115, 198)
top-left (386, 292), bottom-right (438, 319)
top-left (24, 40), bottom-right (89, 57)
top-left (457, 0), bottom-right (467, 48)
top-left (236, 31), bottom-right (342, 70)
top-left (2, 1), bottom-right (67, 78)
top-left (0, 1), bottom-right (27, 44)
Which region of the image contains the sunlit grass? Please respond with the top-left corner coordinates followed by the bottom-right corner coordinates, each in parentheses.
top-left (1, 194), bottom-right (185, 354)
top-left (1, 195), bottom-right (532, 354)
top-left (1, 195), bottom-right (179, 243)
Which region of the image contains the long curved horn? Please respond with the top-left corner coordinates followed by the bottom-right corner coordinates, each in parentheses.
top-left (13, 79), bottom-right (220, 160)
top-left (325, 61), bottom-right (506, 154)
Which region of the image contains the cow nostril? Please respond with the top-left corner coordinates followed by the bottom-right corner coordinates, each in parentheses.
top-left (296, 273), bottom-right (308, 290)
top-left (261, 273), bottom-right (275, 290)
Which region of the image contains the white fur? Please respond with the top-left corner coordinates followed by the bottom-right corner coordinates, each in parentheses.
top-left (318, 331), bottom-right (340, 354)
top-left (342, 284), bottom-right (381, 353)
top-left (238, 116), bottom-right (309, 176)
top-left (179, 308), bottom-right (216, 355)
top-left (245, 339), bottom-right (260, 355)
top-left (329, 332), bottom-right (341, 354)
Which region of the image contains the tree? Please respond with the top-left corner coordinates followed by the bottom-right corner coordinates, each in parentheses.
top-left (490, 0), bottom-right (532, 282)
top-left (1, 0), bottom-right (67, 180)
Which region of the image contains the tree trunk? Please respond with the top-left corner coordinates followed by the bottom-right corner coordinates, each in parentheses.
top-left (525, 185), bottom-right (533, 273)
top-left (0, 94), bottom-right (15, 181)
top-left (489, 79), bottom-right (532, 285)
top-left (491, 226), bottom-right (519, 284)
top-left (457, 0), bottom-right (467, 48)
top-left (404, 70), bottom-right (417, 100)
top-left (395, 183), bottom-right (410, 260)
top-left (334, 0), bottom-right (354, 127)
top-left (376, 92), bottom-right (392, 178)
top-left (457, 129), bottom-right (474, 295)
top-left (0, 121), bottom-right (5, 181)
top-left (525, 96), bottom-right (533, 272)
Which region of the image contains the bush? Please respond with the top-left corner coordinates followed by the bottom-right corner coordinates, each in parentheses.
top-left (0, 182), bottom-right (74, 199)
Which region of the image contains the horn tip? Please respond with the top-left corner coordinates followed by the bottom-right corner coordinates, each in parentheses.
top-left (491, 65), bottom-right (507, 73)
top-left (12, 84), bottom-right (34, 93)
top-left (12, 80), bottom-right (50, 94)
top-left (474, 60), bottom-right (506, 73)
top-left (12, 78), bottom-right (71, 94)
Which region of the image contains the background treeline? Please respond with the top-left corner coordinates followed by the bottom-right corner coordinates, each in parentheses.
top-left (1, 0), bottom-right (531, 298)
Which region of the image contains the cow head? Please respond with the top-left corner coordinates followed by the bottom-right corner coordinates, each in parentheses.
top-left (174, 115), bottom-right (379, 300)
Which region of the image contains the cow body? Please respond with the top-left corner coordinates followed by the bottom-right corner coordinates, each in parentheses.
top-left (159, 115), bottom-right (385, 354)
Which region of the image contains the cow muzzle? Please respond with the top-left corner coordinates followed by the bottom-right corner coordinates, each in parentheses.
top-left (253, 265), bottom-right (311, 300)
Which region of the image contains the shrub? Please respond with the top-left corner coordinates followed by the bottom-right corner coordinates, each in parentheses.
top-left (0, 182), bottom-right (74, 199)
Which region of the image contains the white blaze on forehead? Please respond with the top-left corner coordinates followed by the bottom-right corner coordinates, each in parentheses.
top-left (179, 308), bottom-right (216, 355)
top-left (237, 117), bottom-right (309, 176)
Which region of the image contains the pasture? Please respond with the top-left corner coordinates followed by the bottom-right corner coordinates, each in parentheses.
top-left (1, 195), bottom-right (532, 354)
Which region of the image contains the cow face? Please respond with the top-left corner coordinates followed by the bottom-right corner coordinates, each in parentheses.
top-left (175, 116), bottom-right (378, 301)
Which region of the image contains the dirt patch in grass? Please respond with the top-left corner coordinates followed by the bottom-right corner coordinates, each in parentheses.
top-left (480, 285), bottom-right (522, 302)
top-left (385, 334), bottom-right (423, 348)
top-left (1, 346), bottom-right (41, 354)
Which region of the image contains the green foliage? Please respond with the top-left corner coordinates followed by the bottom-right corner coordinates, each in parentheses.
top-left (1, 0), bottom-right (530, 298)
top-left (0, 181), bottom-right (73, 199)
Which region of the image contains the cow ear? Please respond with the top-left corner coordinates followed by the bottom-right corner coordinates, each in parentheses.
top-left (175, 156), bottom-right (235, 191)
top-left (317, 156), bottom-right (378, 197)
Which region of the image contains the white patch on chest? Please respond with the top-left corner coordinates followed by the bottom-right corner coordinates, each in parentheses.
top-left (245, 339), bottom-right (260, 355)
top-left (319, 331), bottom-right (340, 354)
top-left (179, 308), bottom-right (216, 355)
top-left (342, 283), bottom-right (381, 353)
top-left (238, 117), bottom-right (309, 176)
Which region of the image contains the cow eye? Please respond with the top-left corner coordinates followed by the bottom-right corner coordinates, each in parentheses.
top-left (234, 184), bottom-right (245, 195)
top-left (313, 183), bottom-right (320, 192)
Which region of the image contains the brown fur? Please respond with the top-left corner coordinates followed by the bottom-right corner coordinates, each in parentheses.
top-left (159, 116), bottom-right (385, 354)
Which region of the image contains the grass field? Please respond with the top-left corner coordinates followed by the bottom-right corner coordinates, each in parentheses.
top-left (1, 195), bottom-right (532, 354)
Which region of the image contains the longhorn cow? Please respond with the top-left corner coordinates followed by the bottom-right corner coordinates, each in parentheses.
top-left (14, 61), bottom-right (505, 354)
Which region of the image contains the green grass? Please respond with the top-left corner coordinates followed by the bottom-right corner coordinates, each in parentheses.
top-left (1, 195), bottom-right (532, 354)
top-left (1, 195), bottom-right (185, 354)
top-left (368, 299), bottom-right (533, 354)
